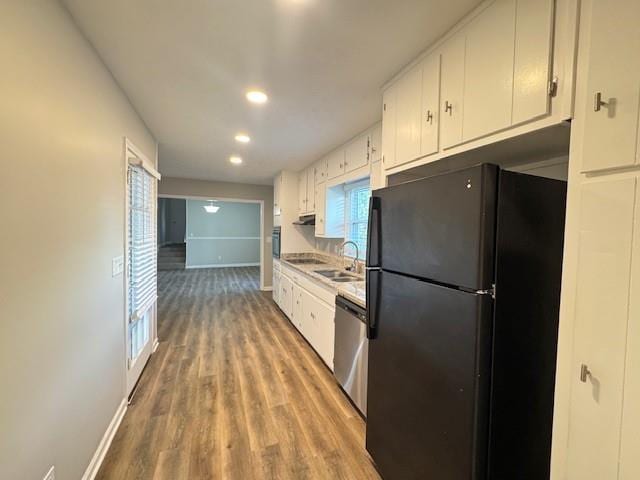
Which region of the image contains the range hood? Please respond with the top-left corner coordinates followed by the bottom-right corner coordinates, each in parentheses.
top-left (293, 214), bottom-right (315, 226)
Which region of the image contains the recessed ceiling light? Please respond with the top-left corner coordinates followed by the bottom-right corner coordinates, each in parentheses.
top-left (229, 156), bottom-right (243, 165)
top-left (246, 90), bottom-right (268, 104)
top-left (235, 133), bottom-right (251, 143)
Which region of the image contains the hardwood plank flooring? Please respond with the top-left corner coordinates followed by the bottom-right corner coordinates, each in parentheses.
top-left (96, 267), bottom-right (380, 480)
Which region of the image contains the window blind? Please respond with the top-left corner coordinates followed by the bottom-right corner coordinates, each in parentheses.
top-left (345, 180), bottom-right (371, 260)
top-left (128, 164), bottom-right (157, 323)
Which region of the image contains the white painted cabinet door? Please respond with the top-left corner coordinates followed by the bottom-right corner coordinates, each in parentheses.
top-left (420, 53), bottom-right (441, 157)
top-left (315, 157), bottom-right (328, 185)
top-left (298, 170), bottom-right (307, 214)
top-left (395, 65), bottom-right (423, 166)
top-left (567, 177), bottom-right (637, 480)
top-left (273, 173), bottom-right (282, 216)
top-left (382, 84), bottom-right (398, 167)
top-left (313, 298), bottom-right (335, 370)
top-left (370, 161), bottom-right (384, 191)
top-left (272, 270), bottom-right (281, 306)
top-left (292, 284), bottom-right (304, 332)
top-left (512, 0), bottom-right (554, 125)
top-left (581, 0), bottom-right (640, 173)
top-left (327, 149), bottom-right (345, 180)
top-left (306, 167), bottom-right (315, 213)
top-left (345, 133), bottom-right (369, 173)
top-left (280, 275), bottom-right (293, 319)
top-left (370, 123), bottom-right (382, 163)
top-left (462, 0), bottom-right (516, 142)
top-left (620, 184), bottom-right (640, 480)
top-left (440, 33), bottom-right (466, 149)
top-left (315, 183), bottom-right (326, 237)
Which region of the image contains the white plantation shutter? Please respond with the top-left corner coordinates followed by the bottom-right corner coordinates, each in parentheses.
top-left (128, 164), bottom-right (157, 322)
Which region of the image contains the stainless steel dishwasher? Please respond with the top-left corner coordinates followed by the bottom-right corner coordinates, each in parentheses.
top-left (334, 295), bottom-right (368, 416)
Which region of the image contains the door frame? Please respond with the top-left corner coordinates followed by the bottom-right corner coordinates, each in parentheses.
top-left (158, 193), bottom-right (266, 290)
top-left (123, 138), bottom-right (160, 397)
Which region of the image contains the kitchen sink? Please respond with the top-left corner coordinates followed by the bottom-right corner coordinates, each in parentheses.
top-left (315, 269), bottom-right (360, 282)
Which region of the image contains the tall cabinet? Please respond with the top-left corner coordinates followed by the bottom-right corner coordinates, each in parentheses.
top-left (554, 1), bottom-right (640, 479)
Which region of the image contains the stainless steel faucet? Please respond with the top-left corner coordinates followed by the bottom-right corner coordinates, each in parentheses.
top-left (339, 240), bottom-right (359, 272)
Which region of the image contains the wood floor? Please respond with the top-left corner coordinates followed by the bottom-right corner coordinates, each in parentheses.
top-left (97, 267), bottom-right (381, 480)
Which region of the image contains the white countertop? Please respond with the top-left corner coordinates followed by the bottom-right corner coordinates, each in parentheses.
top-left (279, 254), bottom-right (366, 308)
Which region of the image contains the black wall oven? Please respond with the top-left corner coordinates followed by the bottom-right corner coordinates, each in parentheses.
top-left (272, 227), bottom-right (281, 258)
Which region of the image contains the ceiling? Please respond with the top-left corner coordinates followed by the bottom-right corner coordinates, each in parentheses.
top-left (63, 0), bottom-right (480, 185)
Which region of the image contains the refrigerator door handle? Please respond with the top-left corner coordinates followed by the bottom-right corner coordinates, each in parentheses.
top-left (366, 269), bottom-right (381, 339)
top-left (367, 196), bottom-right (381, 268)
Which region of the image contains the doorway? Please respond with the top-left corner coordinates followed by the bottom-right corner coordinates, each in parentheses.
top-left (157, 198), bottom-right (186, 270)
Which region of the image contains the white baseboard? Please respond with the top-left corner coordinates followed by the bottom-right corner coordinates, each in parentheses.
top-left (261, 286), bottom-right (274, 292)
top-left (82, 398), bottom-right (127, 480)
top-left (185, 262), bottom-right (260, 269)
top-left (153, 337), bottom-right (159, 352)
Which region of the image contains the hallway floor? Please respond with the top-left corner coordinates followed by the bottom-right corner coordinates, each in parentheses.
top-left (96, 267), bottom-right (380, 479)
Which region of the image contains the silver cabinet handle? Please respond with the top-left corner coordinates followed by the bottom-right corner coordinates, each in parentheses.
top-left (444, 101), bottom-right (453, 115)
top-left (426, 110), bottom-right (434, 123)
top-left (594, 92), bottom-right (608, 112)
top-left (580, 364), bottom-right (591, 383)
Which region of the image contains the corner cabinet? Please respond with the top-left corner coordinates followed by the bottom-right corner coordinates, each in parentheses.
top-left (382, 0), bottom-right (569, 175)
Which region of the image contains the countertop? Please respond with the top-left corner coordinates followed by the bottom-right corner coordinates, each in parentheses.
top-left (279, 253), bottom-right (366, 308)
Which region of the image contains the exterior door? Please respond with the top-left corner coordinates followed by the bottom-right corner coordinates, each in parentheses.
top-left (125, 157), bottom-right (159, 396)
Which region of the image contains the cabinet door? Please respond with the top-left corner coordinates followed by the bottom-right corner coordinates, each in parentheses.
top-left (440, 33), bottom-right (466, 149)
top-left (567, 177), bottom-right (637, 480)
top-left (315, 157), bottom-right (328, 185)
top-left (382, 85), bottom-right (398, 167)
top-left (420, 53), bottom-right (441, 157)
top-left (462, 0), bottom-right (516, 142)
top-left (370, 123), bottom-right (382, 163)
top-left (273, 173), bottom-right (282, 216)
top-left (273, 270), bottom-right (281, 305)
top-left (395, 65), bottom-right (423, 166)
top-left (345, 133), bottom-right (369, 172)
top-left (306, 167), bottom-right (315, 213)
top-left (512, 0), bottom-right (554, 124)
top-left (280, 275), bottom-right (293, 319)
top-left (292, 284), bottom-right (304, 332)
top-left (315, 183), bottom-right (326, 236)
top-left (620, 182), bottom-right (640, 480)
top-left (313, 298), bottom-right (335, 370)
top-left (298, 170), bottom-right (307, 214)
top-left (581, 0), bottom-right (640, 172)
top-left (327, 149), bottom-right (345, 180)
top-left (370, 160), bottom-right (384, 191)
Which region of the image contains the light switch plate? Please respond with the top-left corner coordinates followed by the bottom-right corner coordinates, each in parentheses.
top-left (112, 255), bottom-right (125, 277)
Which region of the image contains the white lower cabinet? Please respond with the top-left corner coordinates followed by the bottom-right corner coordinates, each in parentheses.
top-left (273, 269), bottom-right (281, 306)
top-left (277, 267), bottom-right (335, 371)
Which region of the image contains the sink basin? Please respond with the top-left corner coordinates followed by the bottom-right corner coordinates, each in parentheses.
top-left (315, 269), bottom-right (359, 282)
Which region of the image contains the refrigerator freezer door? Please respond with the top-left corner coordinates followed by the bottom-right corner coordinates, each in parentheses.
top-left (366, 270), bottom-right (493, 480)
top-left (373, 164), bottom-right (497, 291)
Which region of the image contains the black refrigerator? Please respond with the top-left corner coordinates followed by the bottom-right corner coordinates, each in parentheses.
top-left (365, 164), bottom-right (566, 480)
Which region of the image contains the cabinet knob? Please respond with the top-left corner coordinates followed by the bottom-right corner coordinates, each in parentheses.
top-left (594, 92), bottom-right (609, 112)
top-left (444, 101), bottom-right (453, 115)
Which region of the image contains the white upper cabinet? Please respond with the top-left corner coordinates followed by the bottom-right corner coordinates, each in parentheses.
top-left (381, 84), bottom-right (398, 168)
top-left (327, 149), bottom-right (345, 180)
top-left (315, 156), bottom-right (328, 185)
top-left (512, 0), bottom-right (554, 124)
top-left (273, 172), bottom-right (282, 216)
top-left (370, 122), bottom-right (382, 163)
top-left (345, 131), bottom-right (370, 172)
top-left (462, 0), bottom-right (516, 142)
top-left (298, 170), bottom-right (307, 214)
top-left (440, 33), bottom-right (466, 149)
top-left (420, 53), bottom-right (441, 157)
top-left (581, 0), bottom-right (640, 173)
top-left (395, 65), bottom-right (423, 166)
top-left (315, 182), bottom-right (326, 236)
top-left (306, 167), bottom-right (315, 212)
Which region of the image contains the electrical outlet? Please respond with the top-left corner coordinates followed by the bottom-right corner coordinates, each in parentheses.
top-left (112, 255), bottom-right (124, 277)
top-left (43, 466), bottom-right (55, 480)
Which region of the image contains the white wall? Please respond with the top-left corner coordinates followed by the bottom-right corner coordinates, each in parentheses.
top-left (186, 200), bottom-right (261, 267)
top-left (0, 2), bottom-right (157, 479)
